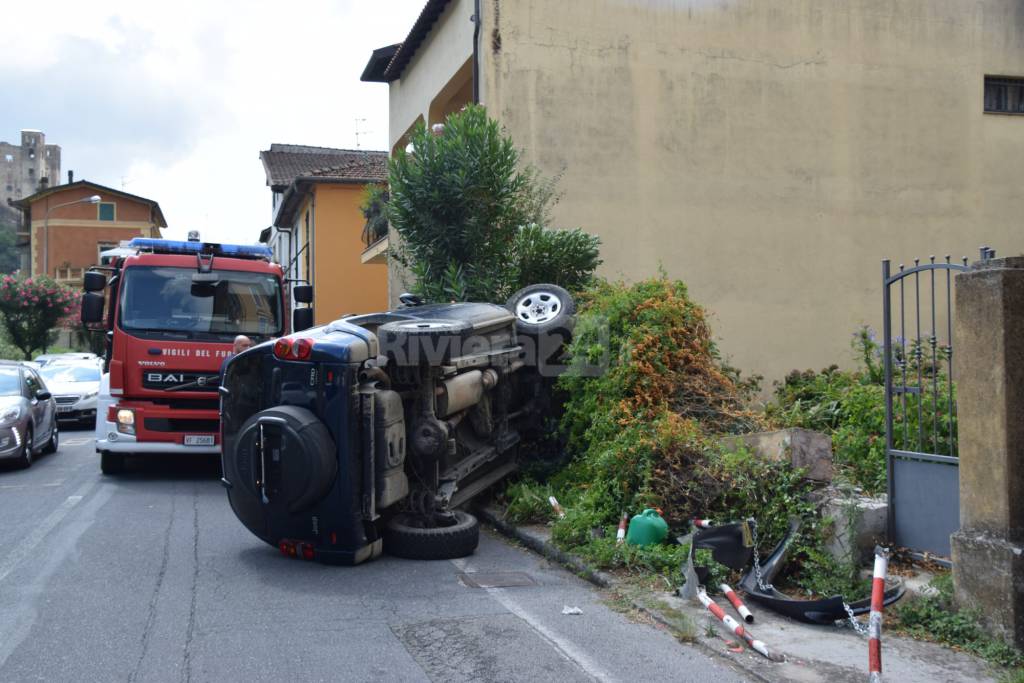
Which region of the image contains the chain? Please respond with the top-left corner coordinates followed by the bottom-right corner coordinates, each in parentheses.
top-left (843, 601), bottom-right (871, 637)
top-left (750, 519), bottom-right (774, 593)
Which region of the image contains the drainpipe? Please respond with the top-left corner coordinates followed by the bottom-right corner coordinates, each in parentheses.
top-left (310, 186), bottom-right (316, 320)
top-left (472, 0), bottom-right (481, 103)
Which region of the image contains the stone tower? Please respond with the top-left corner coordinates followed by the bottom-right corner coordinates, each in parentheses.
top-left (0, 129), bottom-right (61, 207)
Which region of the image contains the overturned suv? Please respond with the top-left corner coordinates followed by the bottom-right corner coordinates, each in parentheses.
top-left (220, 285), bottom-right (574, 565)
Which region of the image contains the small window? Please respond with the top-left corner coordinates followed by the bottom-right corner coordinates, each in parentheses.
top-left (3, 155), bottom-right (12, 163)
top-left (27, 168), bottom-right (34, 177)
top-left (98, 203), bottom-right (116, 221)
top-left (97, 241), bottom-right (117, 263)
top-left (985, 76), bottom-right (1024, 114)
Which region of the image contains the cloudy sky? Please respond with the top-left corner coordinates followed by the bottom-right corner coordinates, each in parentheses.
top-left (0, 0), bottom-right (426, 243)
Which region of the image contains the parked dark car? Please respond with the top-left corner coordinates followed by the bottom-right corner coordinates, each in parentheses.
top-left (220, 284), bottom-right (575, 564)
top-left (0, 362), bottom-right (59, 468)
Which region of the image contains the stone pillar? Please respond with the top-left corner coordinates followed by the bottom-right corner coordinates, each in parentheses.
top-left (950, 256), bottom-right (1024, 647)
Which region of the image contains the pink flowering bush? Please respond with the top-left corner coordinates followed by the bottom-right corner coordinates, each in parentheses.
top-left (0, 275), bottom-right (82, 359)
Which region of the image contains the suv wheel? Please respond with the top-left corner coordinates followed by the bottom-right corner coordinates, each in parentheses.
top-left (383, 510), bottom-right (480, 560)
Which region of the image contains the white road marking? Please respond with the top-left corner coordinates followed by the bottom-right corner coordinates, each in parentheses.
top-left (0, 479), bottom-right (96, 586)
top-left (0, 481), bottom-right (113, 672)
top-left (62, 438), bottom-right (92, 446)
top-left (451, 557), bottom-right (614, 683)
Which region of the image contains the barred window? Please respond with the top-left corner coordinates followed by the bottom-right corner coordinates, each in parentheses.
top-left (985, 76), bottom-right (1024, 114)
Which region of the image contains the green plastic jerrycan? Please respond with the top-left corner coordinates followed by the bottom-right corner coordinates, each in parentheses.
top-left (625, 509), bottom-right (669, 546)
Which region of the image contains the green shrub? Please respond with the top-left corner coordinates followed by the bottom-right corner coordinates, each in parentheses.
top-left (768, 327), bottom-right (956, 494)
top-left (891, 574), bottom-right (1024, 668)
top-left (387, 104), bottom-right (601, 303)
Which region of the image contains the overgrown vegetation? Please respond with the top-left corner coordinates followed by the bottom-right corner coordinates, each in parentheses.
top-left (891, 573), bottom-right (1024, 670)
top-left (503, 276), bottom-right (862, 597)
top-left (387, 104), bottom-right (601, 303)
top-left (768, 328), bottom-right (956, 493)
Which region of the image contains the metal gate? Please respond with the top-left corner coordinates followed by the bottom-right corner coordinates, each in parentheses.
top-left (881, 250), bottom-right (990, 558)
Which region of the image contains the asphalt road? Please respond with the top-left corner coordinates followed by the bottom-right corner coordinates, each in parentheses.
top-left (0, 428), bottom-right (746, 683)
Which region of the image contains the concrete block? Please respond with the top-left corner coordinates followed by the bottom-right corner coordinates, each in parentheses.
top-left (951, 530), bottom-right (1024, 647)
top-left (817, 487), bottom-right (888, 565)
top-left (721, 427), bottom-right (833, 482)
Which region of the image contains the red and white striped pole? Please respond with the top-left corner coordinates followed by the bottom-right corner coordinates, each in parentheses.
top-left (692, 518), bottom-right (713, 529)
top-left (616, 512), bottom-right (629, 545)
top-left (868, 546), bottom-right (890, 683)
top-left (720, 583), bottom-right (754, 623)
top-left (697, 589), bottom-right (778, 661)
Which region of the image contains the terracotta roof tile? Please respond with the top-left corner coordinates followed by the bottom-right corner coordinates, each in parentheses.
top-left (260, 145), bottom-right (387, 188)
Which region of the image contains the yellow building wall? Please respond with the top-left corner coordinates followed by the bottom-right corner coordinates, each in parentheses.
top-left (477, 0), bottom-right (1024, 383)
top-left (312, 184), bottom-right (389, 324)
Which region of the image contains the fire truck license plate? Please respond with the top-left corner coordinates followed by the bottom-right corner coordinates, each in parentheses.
top-left (184, 435), bottom-right (215, 446)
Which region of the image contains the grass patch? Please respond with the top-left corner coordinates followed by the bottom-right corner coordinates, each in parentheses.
top-left (890, 574), bottom-right (1024, 670)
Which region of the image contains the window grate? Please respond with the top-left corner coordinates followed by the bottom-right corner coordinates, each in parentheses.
top-left (984, 76), bottom-right (1024, 114)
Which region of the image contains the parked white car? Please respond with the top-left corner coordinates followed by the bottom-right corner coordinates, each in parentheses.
top-left (38, 361), bottom-right (102, 427)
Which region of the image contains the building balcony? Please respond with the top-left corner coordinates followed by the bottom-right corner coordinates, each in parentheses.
top-left (54, 266), bottom-right (87, 285)
top-left (361, 235), bottom-right (388, 264)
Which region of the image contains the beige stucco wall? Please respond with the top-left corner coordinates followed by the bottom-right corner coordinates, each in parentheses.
top-left (388, 0), bottom-right (476, 150)
top-left (474, 0), bottom-right (1024, 383)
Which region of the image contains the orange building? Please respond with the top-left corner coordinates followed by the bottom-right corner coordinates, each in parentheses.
top-left (259, 145), bottom-right (388, 324)
top-left (11, 178), bottom-right (165, 283)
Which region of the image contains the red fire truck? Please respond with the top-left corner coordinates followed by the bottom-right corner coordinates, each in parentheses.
top-left (81, 237), bottom-right (311, 474)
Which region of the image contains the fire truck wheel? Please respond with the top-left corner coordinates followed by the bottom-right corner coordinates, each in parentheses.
top-left (383, 510), bottom-right (479, 560)
top-left (101, 451), bottom-right (125, 475)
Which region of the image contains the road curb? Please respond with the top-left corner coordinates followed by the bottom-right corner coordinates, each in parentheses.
top-left (475, 506), bottom-right (776, 683)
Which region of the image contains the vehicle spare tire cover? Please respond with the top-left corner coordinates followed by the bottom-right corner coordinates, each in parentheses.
top-left (232, 405), bottom-right (338, 514)
top-left (377, 318), bottom-right (473, 365)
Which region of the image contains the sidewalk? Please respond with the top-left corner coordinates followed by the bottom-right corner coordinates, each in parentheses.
top-left (477, 507), bottom-right (998, 683)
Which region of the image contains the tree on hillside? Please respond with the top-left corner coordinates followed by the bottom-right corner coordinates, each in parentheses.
top-left (387, 104), bottom-right (601, 303)
top-left (0, 275), bottom-right (80, 359)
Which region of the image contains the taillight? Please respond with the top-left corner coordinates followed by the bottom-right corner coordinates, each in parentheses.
top-left (300, 543), bottom-right (315, 561)
top-left (293, 338), bottom-right (313, 360)
top-left (273, 338), bottom-right (292, 359)
top-left (273, 337), bottom-right (314, 361)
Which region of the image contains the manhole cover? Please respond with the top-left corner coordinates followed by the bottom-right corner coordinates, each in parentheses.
top-left (457, 571), bottom-right (537, 588)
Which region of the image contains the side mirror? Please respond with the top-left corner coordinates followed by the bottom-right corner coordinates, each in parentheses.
top-left (35, 390), bottom-right (51, 401)
top-left (293, 284), bottom-right (313, 304)
top-left (83, 271), bottom-right (106, 292)
top-left (293, 307), bottom-right (314, 332)
top-left (81, 292), bottom-right (105, 324)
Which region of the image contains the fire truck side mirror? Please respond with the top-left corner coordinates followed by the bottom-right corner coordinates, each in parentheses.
top-left (293, 284), bottom-right (313, 304)
top-left (81, 292), bottom-right (105, 325)
top-left (293, 307), bottom-right (314, 332)
top-left (83, 271), bottom-right (106, 292)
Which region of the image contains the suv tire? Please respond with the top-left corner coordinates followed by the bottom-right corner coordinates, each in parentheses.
top-left (383, 510), bottom-right (480, 560)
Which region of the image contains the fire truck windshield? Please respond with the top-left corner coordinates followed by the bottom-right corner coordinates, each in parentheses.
top-left (118, 266), bottom-right (282, 339)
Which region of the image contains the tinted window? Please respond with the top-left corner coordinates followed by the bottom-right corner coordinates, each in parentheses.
top-left (119, 266), bottom-right (282, 339)
top-left (41, 364), bottom-right (101, 383)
